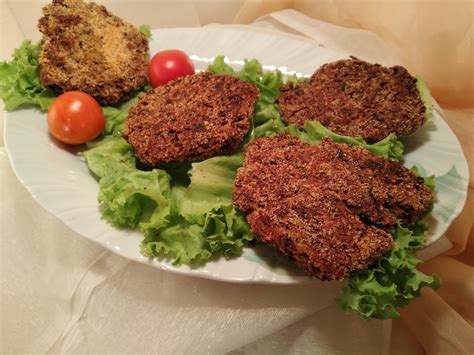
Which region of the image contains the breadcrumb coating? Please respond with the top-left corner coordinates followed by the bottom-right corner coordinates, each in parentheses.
top-left (233, 135), bottom-right (433, 280)
top-left (38, 0), bottom-right (148, 105)
top-left (277, 58), bottom-right (426, 142)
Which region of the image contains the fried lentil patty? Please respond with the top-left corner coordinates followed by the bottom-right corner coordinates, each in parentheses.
top-left (233, 135), bottom-right (433, 280)
top-left (277, 58), bottom-right (426, 142)
top-left (38, 0), bottom-right (148, 105)
top-left (123, 73), bottom-right (259, 165)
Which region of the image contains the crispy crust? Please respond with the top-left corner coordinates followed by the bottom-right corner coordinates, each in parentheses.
top-left (123, 73), bottom-right (259, 165)
top-left (38, 0), bottom-right (148, 105)
top-left (277, 58), bottom-right (426, 142)
top-left (233, 135), bottom-right (433, 280)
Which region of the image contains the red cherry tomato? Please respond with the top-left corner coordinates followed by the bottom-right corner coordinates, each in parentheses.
top-left (149, 49), bottom-right (195, 87)
top-left (47, 91), bottom-right (105, 145)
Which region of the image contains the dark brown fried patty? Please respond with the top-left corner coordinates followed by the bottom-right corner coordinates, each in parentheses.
top-left (38, 0), bottom-right (148, 105)
top-left (123, 73), bottom-right (259, 165)
top-left (233, 135), bottom-right (433, 280)
top-left (277, 58), bottom-right (426, 142)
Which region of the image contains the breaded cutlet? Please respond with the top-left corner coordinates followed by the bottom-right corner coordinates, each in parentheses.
top-left (277, 58), bottom-right (427, 143)
top-left (123, 72), bottom-right (259, 165)
top-left (38, 0), bottom-right (148, 105)
top-left (233, 135), bottom-right (433, 280)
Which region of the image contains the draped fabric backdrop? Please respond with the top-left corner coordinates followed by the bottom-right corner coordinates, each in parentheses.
top-left (1, 0), bottom-right (473, 354)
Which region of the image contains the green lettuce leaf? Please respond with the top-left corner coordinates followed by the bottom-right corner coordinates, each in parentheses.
top-left (102, 107), bottom-right (128, 136)
top-left (338, 222), bottom-right (440, 319)
top-left (101, 85), bottom-right (148, 136)
top-left (423, 175), bottom-right (436, 192)
top-left (139, 25), bottom-right (152, 40)
top-left (83, 135), bottom-right (253, 264)
top-left (82, 136), bottom-right (172, 229)
top-left (0, 40), bottom-right (55, 111)
top-left (141, 203), bottom-right (252, 265)
top-left (180, 154), bottom-right (244, 223)
top-left (141, 153), bottom-right (253, 264)
top-left (416, 77), bottom-right (434, 121)
top-left (208, 56), bottom-right (282, 103)
top-left (99, 169), bottom-right (172, 229)
top-left (286, 121), bottom-right (404, 160)
top-left (83, 136), bottom-right (136, 178)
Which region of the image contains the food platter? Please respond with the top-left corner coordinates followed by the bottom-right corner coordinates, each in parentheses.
top-left (3, 27), bottom-right (469, 284)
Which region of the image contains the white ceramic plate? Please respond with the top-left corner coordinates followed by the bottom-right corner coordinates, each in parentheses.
top-left (4, 27), bottom-right (469, 284)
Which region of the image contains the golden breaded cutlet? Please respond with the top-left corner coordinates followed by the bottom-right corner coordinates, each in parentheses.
top-left (38, 0), bottom-right (148, 105)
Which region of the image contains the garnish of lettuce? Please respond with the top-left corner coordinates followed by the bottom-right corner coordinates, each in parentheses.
top-left (101, 84), bottom-right (150, 137)
top-left (140, 149), bottom-right (252, 264)
top-left (416, 77), bottom-right (434, 121)
top-left (139, 25), bottom-right (152, 40)
top-left (339, 166), bottom-right (438, 319)
top-left (179, 154), bottom-right (244, 223)
top-left (338, 222), bottom-right (440, 319)
top-left (286, 121), bottom-right (404, 160)
top-left (0, 40), bottom-right (55, 111)
top-left (83, 137), bottom-right (171, 229)
top-left (208, 56), bottom-right (404, 160)
top-left (83, 135), bottom-right (253, 265)
top-left (1, 36), bottom-right (438, 319)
